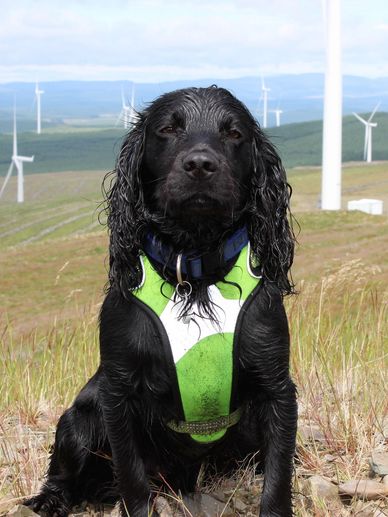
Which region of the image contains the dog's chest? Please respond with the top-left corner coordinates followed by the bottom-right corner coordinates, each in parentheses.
top-left (132, 247), bottom-right (260, 442)
top-left (158, 285), bottom-right (240, 441)
top-left (160, 284), bottom-right (240, 362)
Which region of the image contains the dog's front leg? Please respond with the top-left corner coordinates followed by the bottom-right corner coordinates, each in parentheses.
top-left (257, 381), bottom-right (297, 517)
top-left (100, 378), bottom-right (157, 517)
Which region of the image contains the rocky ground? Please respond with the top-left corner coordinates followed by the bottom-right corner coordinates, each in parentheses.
top-left (2, 400), bottom-right (387, 517)
top-left (5, 448), bottom-right (388, 517)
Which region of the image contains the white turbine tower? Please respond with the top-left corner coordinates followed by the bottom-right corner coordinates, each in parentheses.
top-left (271, 108), bottom-right (283, 127)
top-left (129, 83), bottom-right (136, 124)
top-left (117, 88), bottom-right (131, 129)
top-left (0, 107), bottom-right (34, 203)
top-left (321, 0), bottom-right (342, 210)
top-left (35, 81), bottom-right (44, 134)
top-left (261, 77), bottom-right (270, 129)
top-left (353, 103), bottom-right (380, 163)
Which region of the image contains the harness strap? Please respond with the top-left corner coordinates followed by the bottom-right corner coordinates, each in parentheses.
top-left (167, 406), bottom-right (242, 435)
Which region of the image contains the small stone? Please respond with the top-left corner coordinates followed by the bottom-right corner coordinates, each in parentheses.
top-left (7, 506), bottom-right (39, 516)
top-left (251, 484), bottom-right (262, 497)
top-left (370, 450), bottom-right (388, 476)
top-left (210, 489), bottom-right (228, 503)
top-left (383, 475), bottom-right (388, 486)
top-left (298, 424), bottom-right (327, 444)
top-left (233, 497), bottom-right (248, 512)
top-left (304, 474), bottom-right (340, 502)
top-left (323, 454), bottom-right (336, 463)
top-left (351, 500), bottom-right (377, 517)
top-left (154, 496), bottom-right (174, 517)
top-left (338, 479), bottom-right (388, 500)
top-left (302, 476), bottom-right (344, 515)
top-left (180, 493), bottom-right (233, 517)
top-left (179, 494), bottom-right (202, 516)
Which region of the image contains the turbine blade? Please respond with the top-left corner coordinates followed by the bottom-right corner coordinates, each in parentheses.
top-left (19, 155), bottom-right (34, 162)
top-left (0, 162), bottom-right (14, 198)
top-left (13, 106), bottom-right (17, 156)
top-left (130, 83), bottom-right (135, 108)
top-left (121, 88), bottom-right (126, 108)
top-left (353, 112), bottom-right (367, 125)
top-left (368, 102), bottom-right (381, 122)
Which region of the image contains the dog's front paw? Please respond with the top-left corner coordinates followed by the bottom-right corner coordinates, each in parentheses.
top-left (24, 491), bottom-right (71, 517)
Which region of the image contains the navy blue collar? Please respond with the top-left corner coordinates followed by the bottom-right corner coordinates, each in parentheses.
top-left (142, 226), bottom-right (249, 281)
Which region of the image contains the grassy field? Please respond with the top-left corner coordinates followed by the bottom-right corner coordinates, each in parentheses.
top-left (1, 163), bottom-right (387, 515)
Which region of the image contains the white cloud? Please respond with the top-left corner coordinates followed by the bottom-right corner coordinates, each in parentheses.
top-left (0, 0), bottom-right (387, 82)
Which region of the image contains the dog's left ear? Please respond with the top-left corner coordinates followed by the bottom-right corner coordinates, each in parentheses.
top-left (103, 116), bottom-right (148, 297)
top-left (248, 124), bottom-right (296, 295)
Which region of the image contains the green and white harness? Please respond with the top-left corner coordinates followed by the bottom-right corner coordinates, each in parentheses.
top-left (132, 244), bottom-right (261, 443)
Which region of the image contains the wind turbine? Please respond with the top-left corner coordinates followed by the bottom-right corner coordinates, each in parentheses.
top-left (353, 103), bottom-right (380, 163)
top-left (274, 108), bottom-right (282, 127)
top-left (129, 83), bottom-right (136, 124)
top-left (261, 77), bottom-right (270, 129)
top-left (321, 0), bottom-right (342, 210)
top-left (270, 107), bottom-right (283, 127)
top-left (117, 88), bottom-right (132, 128)
top-left (35, 81), bottom-right (44, 134)
top-left (117, 84), bottom-right (137, 128)
top-left (0, 106), bottom-right (34, 203)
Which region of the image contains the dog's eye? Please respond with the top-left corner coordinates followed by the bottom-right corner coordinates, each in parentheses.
top-left (226, 129), bottom-right (242, 139)
top-left (160, 126), bottom-right (176, 134)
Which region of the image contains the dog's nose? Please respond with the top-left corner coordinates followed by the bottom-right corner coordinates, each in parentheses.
top-left (182, 151), bottom-right (218, 179)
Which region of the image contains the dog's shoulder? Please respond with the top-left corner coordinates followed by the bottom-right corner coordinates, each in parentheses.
top-left (99, 288), bottom-right (166, 363)
top-left (241, 280), bottom-right (289, 338)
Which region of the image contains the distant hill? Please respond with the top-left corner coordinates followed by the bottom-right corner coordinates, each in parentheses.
top-left (0, 74), bottom-right (388, 130)
top-left (268, 112), bottom-right (388, 167)
top-left (0, 112), bottom-right (387, 174)
top-left (0, 128), bottom-right (125, 175)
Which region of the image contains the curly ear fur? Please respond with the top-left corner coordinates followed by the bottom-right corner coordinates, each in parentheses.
top-left (102, 117), bottom-right (148, 296)
top-left (248, 125), bottom-right (296, 295)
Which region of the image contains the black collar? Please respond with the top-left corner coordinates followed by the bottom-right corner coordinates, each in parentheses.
top-left (142, 226), bottom-right (249, 282)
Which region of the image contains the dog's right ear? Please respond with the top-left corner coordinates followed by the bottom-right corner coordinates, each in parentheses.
top-left (248, 123), bottom-right (296, 296)
top-left (102, 117), bottom-right (147, 297)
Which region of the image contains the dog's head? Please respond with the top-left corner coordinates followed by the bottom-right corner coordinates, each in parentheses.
top-left (141, 87), bottom-right (254, 225)
top-left (104, 86), bottom-right (295, 297)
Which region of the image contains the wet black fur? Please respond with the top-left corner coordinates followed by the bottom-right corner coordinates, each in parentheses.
top-left (26, 87), bottom-right (298, 517)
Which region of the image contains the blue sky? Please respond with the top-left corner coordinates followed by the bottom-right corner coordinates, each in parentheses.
top-left (1, 0), bottom-right (388, 83)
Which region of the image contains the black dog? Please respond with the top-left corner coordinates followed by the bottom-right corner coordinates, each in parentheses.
top-left (26, 87), bottom-right (297, 517)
